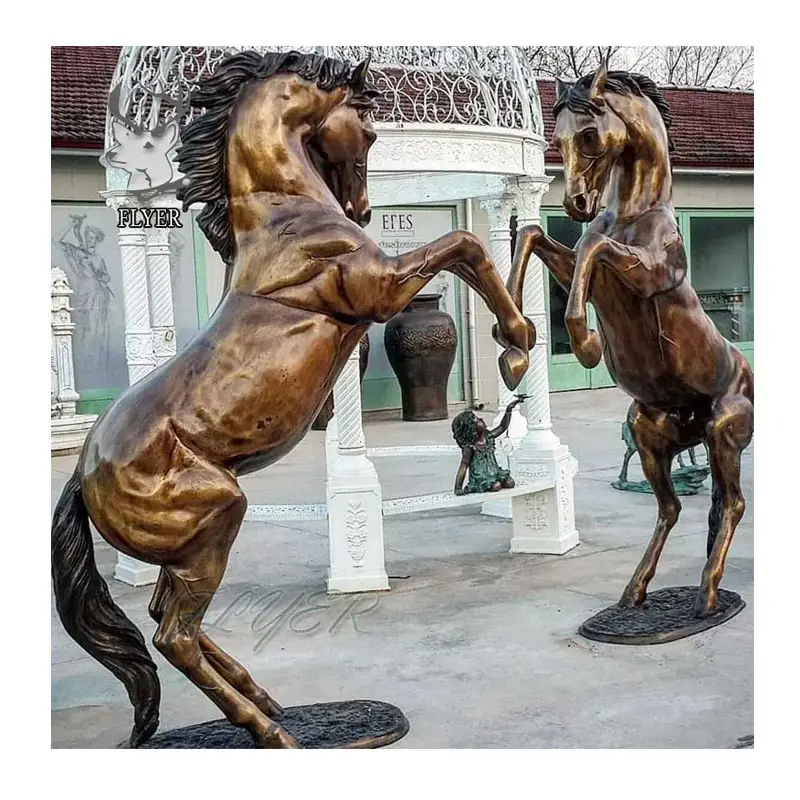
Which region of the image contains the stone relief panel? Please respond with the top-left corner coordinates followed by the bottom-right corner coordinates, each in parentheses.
top-left (51, 206), bottom-right (127, 394)
top-left (51, 205), bottom-right (200, 398)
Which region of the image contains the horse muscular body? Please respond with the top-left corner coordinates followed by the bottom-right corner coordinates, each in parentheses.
top-left (52, 52), bottom-right (535, 750)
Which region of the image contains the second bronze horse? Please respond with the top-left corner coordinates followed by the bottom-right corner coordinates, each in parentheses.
top-left (512, 64), bottom-right (753, 621)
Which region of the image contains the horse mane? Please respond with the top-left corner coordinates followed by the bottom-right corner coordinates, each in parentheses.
top-left (553, 70), bottom-right (675, 153)
top-left (175, 50), bottom-right (377, 265)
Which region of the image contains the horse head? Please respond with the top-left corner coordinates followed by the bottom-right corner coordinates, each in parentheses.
top-left (307, 56), bottom-right (379, 228)
top-left (552, 64), bottom-right (673, 222)
top-left (177, 51), bottom-right (381, 266)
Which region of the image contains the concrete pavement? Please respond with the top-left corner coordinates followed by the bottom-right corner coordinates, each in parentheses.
top-left (51, 387), bottom-right (753, 748)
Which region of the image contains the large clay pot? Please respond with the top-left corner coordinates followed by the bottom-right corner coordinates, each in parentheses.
top-left (384, 295), bottom-right (457, 421)
top-left (311, 335), bottom-right (370, 430)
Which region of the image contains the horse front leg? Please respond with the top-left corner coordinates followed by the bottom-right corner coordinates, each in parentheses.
top-left (564, 234), bottom-right (606, 369)
top-left (507, 225), bottom-right (576, 301)
top-left (565, 232), bottom-right (684, 369)
top-left (374, 231), bottom-right (535, 390)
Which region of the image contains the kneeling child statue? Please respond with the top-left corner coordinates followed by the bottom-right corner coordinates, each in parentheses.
top-left (452, 396), bottom-right (526, 495)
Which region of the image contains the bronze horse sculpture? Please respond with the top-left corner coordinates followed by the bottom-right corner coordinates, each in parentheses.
top-left (511, 65), bottom-right (754, 622)
top-left (51, 51), bottom-right (536, 749)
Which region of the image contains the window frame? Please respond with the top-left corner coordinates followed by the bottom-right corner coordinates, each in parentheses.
top-left (537, 205), bottom-right (755, 376)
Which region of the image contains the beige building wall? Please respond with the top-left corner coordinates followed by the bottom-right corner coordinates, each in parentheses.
top-left (51, 154), bottom-right (105, 202)
top-left (542, 171), bottom-right (753, 210)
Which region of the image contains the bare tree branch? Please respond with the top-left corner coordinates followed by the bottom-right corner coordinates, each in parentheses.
top-left (518, 45), bottom-right (753, 90)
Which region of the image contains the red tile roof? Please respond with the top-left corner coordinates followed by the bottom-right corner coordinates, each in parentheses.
top-left (51, 46), bottom-right (121, 149)
top-left (537, 79), bottom-right (753, 170)
top-left (51, 47), bottom-right (753, 170)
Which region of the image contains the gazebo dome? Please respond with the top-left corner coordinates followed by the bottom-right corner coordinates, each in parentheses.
top-left (103, 46), bottom-right (547, 202)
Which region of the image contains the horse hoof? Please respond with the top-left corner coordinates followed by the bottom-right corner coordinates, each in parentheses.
top-left (573, 330), bottom-right (603, 369)
top-left (618, 589), bottom-right (646, 608)
top-left (258, 724), bottom-right (301, 748)
top-left (525, 317), bottom-right (536, 350)
top-left (693, 594), bottom-right (718, 619)
top-left (498, 347), bottom-right (527, 390)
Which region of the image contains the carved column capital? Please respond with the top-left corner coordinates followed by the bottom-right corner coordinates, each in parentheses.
top-left (509, 176), bottom-right (553, 226)
top-left (479, 192), bottom-right (515, 235)
top-left (101, 189), bottom-right (141, 211)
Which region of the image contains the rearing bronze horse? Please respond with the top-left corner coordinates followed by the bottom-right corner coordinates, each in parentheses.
top-left (51, 51), bottom-right (535, 749)
top-left (511, 65), bottom-right (753, 620)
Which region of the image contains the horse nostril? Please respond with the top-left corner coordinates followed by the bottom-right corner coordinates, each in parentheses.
top-left (361, 208), bottom-right (372, 226)
top-left (574, 194), bottom-right (587, 213)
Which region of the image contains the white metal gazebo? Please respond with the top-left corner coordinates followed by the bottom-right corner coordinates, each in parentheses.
top-left (101, 46), bottom-right (579, 590)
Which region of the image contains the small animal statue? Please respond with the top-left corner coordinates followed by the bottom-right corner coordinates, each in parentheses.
top-left (452, 396), bottom-right (526, 495)
top-left (51, 51), bottom-right (536, 750)
top-left (510, 63), bottom-right (754, 620)
top-left (614, 421), bottom-right (710, 496)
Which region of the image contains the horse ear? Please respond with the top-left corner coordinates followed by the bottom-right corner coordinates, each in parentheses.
top-left (589, 61), bottom-right (608, 101)
top-left (555, 77), bottom-right (571, 103)
top-left (350, 55), bottom-right (372, 91)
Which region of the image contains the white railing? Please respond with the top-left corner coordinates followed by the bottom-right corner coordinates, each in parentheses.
top-left (104, 45), bottom-right (544, 153)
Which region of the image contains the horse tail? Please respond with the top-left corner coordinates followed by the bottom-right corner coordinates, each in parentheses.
top-left (706, 477), bottom-right (723, 558)
top-left (51, 470), bottom-right (160, 747)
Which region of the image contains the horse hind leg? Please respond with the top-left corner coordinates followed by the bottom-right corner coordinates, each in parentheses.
top-left (706, 479), bottom-right (723, 559)
top-left (619, 404), bottom-right (682, 607)
top-left (695, 392), bottom-right (754, 618)
top-left (152, 491), bottom-right (298, 748)
top-left (149, 569), bottom-right (284, 719)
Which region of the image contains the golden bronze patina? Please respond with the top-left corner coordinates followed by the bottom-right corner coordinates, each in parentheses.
top-left (51, 50), bottom-right (536, 749)
top-left (511, 65), bottom-right (754, 623)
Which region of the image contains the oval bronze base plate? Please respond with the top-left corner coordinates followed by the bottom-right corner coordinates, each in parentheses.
top-left (579, 586), bottom-right (746, 645)
top-left (141, 699), bottom-right (409, 749)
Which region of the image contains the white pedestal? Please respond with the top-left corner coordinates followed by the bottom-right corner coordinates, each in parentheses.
top-left (509, 442), bottom-right (580, 555)
top-left (325, 349), bottom-right (389, 594)
top-left (114, 553), bottom-right (160, 586)
top-left (326, 452), bottom-right (389, 594)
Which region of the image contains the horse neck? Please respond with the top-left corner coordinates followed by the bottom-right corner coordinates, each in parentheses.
top-left (226, 84), bottom-right (342, 227)
top-left (228, 130), bottom-right (337, 210)
top-left (605, 100), bottom-right (673, 220)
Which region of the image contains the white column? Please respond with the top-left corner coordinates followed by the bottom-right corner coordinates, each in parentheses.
top-left (51, 268), bottom-right (80, 417)
top-left (480, 191), bottom-right (526, 519)
top-left (508, 176), bottom-right (579, 555)
top-left (326, 346), bottom-right (388, 594)
top-left (146, 197), bottom-right (177, 366)
top-left (325, 410), bottom-right (340, 468)
top-left (103, 191), bottom-right (160, 586)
